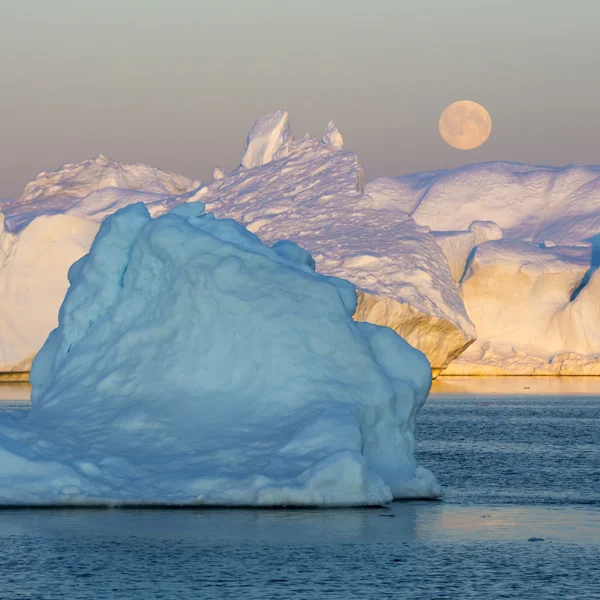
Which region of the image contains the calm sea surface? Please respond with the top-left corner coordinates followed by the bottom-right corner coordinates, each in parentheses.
top-left (0, 378), bottom-right (599, 599)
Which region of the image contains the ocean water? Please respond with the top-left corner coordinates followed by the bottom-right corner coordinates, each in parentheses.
top-left (0, 380), bottom-right (599, 599)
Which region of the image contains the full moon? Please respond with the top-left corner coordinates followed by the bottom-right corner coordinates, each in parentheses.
top-left (439, 101), bottom-right (492, 150)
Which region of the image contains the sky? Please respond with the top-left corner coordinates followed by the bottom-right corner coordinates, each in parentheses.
top-left (1, 0), bottom-right (599, 199)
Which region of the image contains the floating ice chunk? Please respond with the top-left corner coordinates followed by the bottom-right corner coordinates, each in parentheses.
top-left (445, 240), bottom-right (600, 375)
top-left (212, 167), bottom-right (225, 180)
top-left (4, 154), bottom-right (200, 232)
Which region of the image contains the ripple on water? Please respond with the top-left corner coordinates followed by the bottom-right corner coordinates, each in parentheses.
top-left (0, 379), bottom-right (599, 599)
top-left (415, 392), bottom-right (600, 506)
top-left (0, 506), bottom-right (598, 600)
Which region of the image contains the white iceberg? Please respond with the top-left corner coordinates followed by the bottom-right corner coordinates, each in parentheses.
top-left (0, 156), bottom-right (202, 375)
top-left (433, 221), bottom-right (503, 283)
top-left (382, 161), bottom-right (600, 244)
top-left (0, 202), bottom-right (440, 506)
top-left (373, 162), bottom-right (600, 375)
top-left (444, 240), bottom-right (600, 375)
top-left (207, 112), bottom-right (476, 375)
top-left (1, 112), bottom-right (475, 378)
top-left (0, 213), bottom-right (100, 374)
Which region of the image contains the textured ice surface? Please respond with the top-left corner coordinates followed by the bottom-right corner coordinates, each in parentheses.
top-left (373, 162), bottom-right (600, 374)
top-left (7, 113), bottom-right (600, 377)
top-left (0, 203), bottom-right (439, 506)
top-left (433, 221), bottom-right (503, 283)
top-left (374, 161), bottom-right (600, 243)
top-left (1, 112), bottom-right (474, 376)
top-left (205, 113), bottom-right (475, 374)
top-left (444, 241), bottom-right (600, 375)
top-left (241, 110), bottom-right (292, 169)
top-left (2, 154), bottom-right (200, 231)
top-left (321, 120), bottom-right (344, 149)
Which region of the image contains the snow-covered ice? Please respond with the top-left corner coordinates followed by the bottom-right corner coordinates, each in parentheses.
top-left (444, 240), bottom-right (600, 375)
top-left (5, 112), bottom-right (600, 378)
top-left (382, 161), bottom-right (600, 244)
top-left (321, 120), bottom-right (344, 149)
top-left (373, 162), bottom-right (600, 375)
top-left (241, 110), bottom-right (292, 169)
top-left (433, 221), bottom-right (503, 283)
top-left (205, 113), bottom-right (475, 375)
top-left (3, 154), bottom-right (200, 231)
top-left (0, 202), bottom-right (440, 506)
top-left (0, 112), bottom-right (474, 377)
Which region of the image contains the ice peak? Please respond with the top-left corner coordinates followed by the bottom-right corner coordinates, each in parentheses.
top-left (322, 121), bottom-right (343, 149)
top-left (241, 110), bottom-right (292, 169)
top-left (94, 154), bottom-right (112, 165)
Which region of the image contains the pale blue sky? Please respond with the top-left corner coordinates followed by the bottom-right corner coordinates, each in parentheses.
top-left (1, 0), bottom-right (598, 198)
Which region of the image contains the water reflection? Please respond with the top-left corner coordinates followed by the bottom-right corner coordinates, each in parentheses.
top-left (0, 503), bottom-right (598, 545)
top-left (0, 382), bottom-right (31, 400)
top-left (0, 382), bottom-right (31, 412)
top-left (432, 375), bottom-right (600, 396)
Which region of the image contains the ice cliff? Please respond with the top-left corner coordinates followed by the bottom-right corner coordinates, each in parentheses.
top-left (370, 162), bottom-right (600, 374)
top-left (0, 213), bottom-right (99, 374)
top-left (0, 157), bottom-right (202, 375)
top-left (0, 202), bottom-right (440, 506)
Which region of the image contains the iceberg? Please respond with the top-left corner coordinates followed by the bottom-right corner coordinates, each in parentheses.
top-left (0, 213), bottom-right (100, 375)
top-left (206, 112), bottom-right (476, 375)
top-left (8, 114), bottom-right (600, 377)
top-left (0, 157), bottom-right (202, 375)
top-left (0, 202), bottom-right (440, 506)
top-left (384, 161), bottom-right (600, 242)
top-left (373, 162), bottom-right (600, 375)
top-left (444, 240), bottom-right (600, 375)
top-left (0, 112), bottom-right (475, 378)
